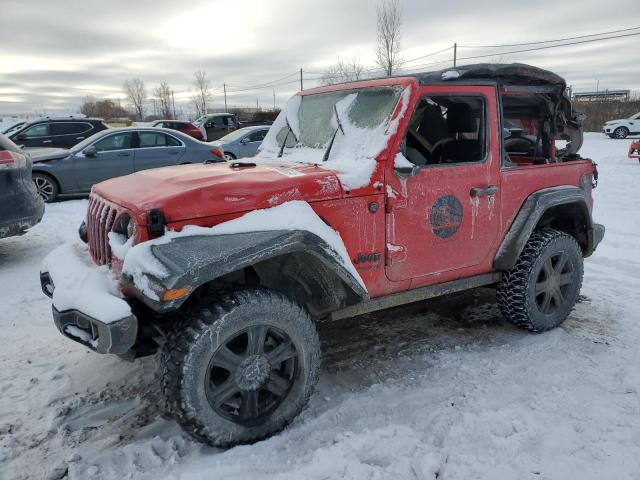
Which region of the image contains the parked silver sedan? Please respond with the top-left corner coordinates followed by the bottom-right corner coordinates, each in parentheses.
top-left (210, 126), bottom-right (269, 160)
top-left (29, 127), bottom-right (224, 201)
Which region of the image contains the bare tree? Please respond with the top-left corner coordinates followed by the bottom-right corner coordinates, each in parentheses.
top-left (191, 70), bottom-right (212, 116)
top-left (320, 55), bottom-right (365, 86)
top-left (375, 0), bottom-right (403, 76)
top-left (122, 78), bottom-right (146, 120)
top-left (153, 82), bottom-right (173, 119)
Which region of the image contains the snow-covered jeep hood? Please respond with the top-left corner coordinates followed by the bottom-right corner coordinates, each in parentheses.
top-left (93, 162), bottom-right (344, 222)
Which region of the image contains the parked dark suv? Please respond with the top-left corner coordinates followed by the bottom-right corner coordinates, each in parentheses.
top-left (193, 113), bottom-right (238, 141)
top-left (9, 117), bottom-right (109, 149)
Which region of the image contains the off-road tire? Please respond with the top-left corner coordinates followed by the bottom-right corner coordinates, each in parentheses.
top-left (612, 126), bottom-right (629, 139)
top-left (496, 229), bottom-right (583, 332)
top-left (160, 288), bottom-right (320, 447)
top-left (32, 172), bottom-right (59, 202)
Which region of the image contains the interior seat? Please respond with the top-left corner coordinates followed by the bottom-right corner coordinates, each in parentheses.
top-left (433, 103), bottom-right (481, 163)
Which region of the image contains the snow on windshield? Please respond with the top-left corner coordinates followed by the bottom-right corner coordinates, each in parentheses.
top-left (257, 86), bottom-right (410, 190)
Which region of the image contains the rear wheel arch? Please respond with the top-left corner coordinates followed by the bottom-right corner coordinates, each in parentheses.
top-left (494, 187), bottom-right (593, 270)
top-left (535, 202), bottom-right (590, 253)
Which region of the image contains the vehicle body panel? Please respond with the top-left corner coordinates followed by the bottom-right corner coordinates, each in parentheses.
top-left (0, 134), bottom-right (44, 238)
top-left (94, 162), bottom-right (343, 221)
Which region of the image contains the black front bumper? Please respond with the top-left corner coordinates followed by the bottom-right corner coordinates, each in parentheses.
top-left (51, 306), bottom-right (138, 354)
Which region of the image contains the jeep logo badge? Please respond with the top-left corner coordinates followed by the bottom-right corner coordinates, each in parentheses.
top-left (429, 195), bottom-right (463, 239)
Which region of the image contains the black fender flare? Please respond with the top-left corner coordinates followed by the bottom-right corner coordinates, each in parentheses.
top-left (493, 186), bottom-right (601, 270)
top-left (123, 229), bottom-right (368, 313)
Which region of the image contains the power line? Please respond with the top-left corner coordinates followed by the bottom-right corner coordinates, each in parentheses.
top-left (454, 31), bottom-right (640, 62)
top-left (459, 26), bottom-right (640, 48)
top-left (226, 71), bottom-right (299, 92)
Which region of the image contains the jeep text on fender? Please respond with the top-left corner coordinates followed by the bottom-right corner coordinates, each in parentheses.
top-left (41, 63), bottom-right (604, 446)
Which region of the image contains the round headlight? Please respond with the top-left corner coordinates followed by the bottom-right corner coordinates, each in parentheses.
top-left (126, 218), bottom-right (137, 239)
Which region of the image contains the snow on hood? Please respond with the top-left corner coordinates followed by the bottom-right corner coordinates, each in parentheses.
top-left (41, 243), bottom-right (132, 324)
top-left (255, 86), bottom-right (411, 191)
top-left (116, 200), bottom-right (366, 297)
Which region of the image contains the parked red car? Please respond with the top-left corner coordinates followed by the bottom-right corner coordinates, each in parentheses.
top-left (151, 120), bottom-right (206, 141)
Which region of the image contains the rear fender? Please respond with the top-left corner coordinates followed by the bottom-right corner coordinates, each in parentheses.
top-left (123, 230), bottom-right (368, 317)
top-left (494, 186), bottom-right (598, 270)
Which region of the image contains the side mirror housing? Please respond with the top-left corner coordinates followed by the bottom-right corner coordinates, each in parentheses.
top-left (16, 133), bottom-right (26, 141)
top-left (83, 145), bottom-right (98, 157)
top-left (240, 137), bottom-right (250, 144)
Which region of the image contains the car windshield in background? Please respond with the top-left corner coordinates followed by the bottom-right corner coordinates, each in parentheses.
top-left (70, 132), bottom-right (110, 153)
top-left (275, 86), bottom-right (402, 149)
top-left (220, 129), bottom-right (250, 142)
top-left (3, 123), bottom-right (25, 135)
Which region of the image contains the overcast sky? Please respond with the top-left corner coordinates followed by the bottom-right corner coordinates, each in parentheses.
top-left (1, 0), bottom-right (639, 115)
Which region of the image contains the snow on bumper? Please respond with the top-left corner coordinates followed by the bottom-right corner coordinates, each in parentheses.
top-left (40, 243), bottom-right (137, 354)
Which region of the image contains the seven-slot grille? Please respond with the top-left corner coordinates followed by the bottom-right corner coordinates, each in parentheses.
top-left (87, 195), bottom-right (118, 265)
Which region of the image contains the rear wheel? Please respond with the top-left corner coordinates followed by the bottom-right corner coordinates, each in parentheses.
top-left (496, 229), bottom-right (583, 332)
top-left (161, 289), bottom-right (320, 446)
top-left (613, 126), bottom-right (629, 139)
top-left (32, 172), bottom-right (59, 202)
top-left (224, 152), bottom-right (236, 161)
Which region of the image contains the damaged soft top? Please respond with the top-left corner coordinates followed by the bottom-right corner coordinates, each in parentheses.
top-left (416, 63), bottom-right (584, 156)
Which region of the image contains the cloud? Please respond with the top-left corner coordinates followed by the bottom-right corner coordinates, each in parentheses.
top-left (1, 0), bottom-right (639, 114)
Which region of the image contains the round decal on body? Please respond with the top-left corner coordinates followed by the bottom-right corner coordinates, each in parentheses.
top-left (429, 195), bottom-right (463, 239)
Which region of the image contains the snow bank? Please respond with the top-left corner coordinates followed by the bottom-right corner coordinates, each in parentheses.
top-left (40, 243), bottom-right (132, 323)
top-left (121, 200), bottom-right (366, 292)
top-left (256, 87), bottom-right (411, 190)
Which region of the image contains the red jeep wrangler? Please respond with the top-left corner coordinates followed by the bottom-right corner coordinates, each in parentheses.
top-left (41, 63), bottom-right (604, 446)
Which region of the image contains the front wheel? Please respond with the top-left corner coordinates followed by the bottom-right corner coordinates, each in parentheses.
top-left (224, 152), bottom-right (236, 161)
top-left (32, 172), bottom-right (59, 202)
top-left (496, 229), bottom-right (584, 332)
top-left (161, 289), bottom-right (320, 446)
top-left (613, 126), bottom-right (629, 139)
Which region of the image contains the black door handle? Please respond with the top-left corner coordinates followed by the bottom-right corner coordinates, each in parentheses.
top-left (470, 185), bottom-right (498, 197)
top-left (118, 152), bottom-right (130, 157)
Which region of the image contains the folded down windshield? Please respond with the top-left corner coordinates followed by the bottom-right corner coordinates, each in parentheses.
top-left (275, 86), bottom-right (402, 149)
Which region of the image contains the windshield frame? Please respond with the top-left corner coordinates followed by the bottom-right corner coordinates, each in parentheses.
top-left (273, 85), bottom-right (403, 151)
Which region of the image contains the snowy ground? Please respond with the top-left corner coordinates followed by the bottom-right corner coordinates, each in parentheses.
top-left (1, 133), bottom-right (640, 480)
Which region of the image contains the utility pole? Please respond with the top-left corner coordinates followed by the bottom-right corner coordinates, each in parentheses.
top-left (273, 90), bottom-right (276, 109)
top-left (256, 98), bottom-right (259, 111)
top-left (300, 68), bottom-right (303, 91)
top-left (453, 42), bottom-right (457, 67)
top-left (171, 89), bottom-right (176, 119)
top-left (223, 83), bottom-right (228, 113)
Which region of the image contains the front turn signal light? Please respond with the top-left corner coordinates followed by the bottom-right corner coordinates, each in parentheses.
top-left (162, 287), bottom-right (190, 301)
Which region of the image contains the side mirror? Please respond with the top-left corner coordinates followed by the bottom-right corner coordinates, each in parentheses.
top-left (16, 133), bottom-right (26, 141)
top-left (394, 165), bottom-right (420, 177)
top-left (83, 145), bottom-right (97, 157)
top-left (240, 137), bottom-right (250, 144)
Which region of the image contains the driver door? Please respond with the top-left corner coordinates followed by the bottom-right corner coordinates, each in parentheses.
top-left (73, 132), bottom-right (135, 190)
top-left (385, 85), bottom-right (501, 284)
